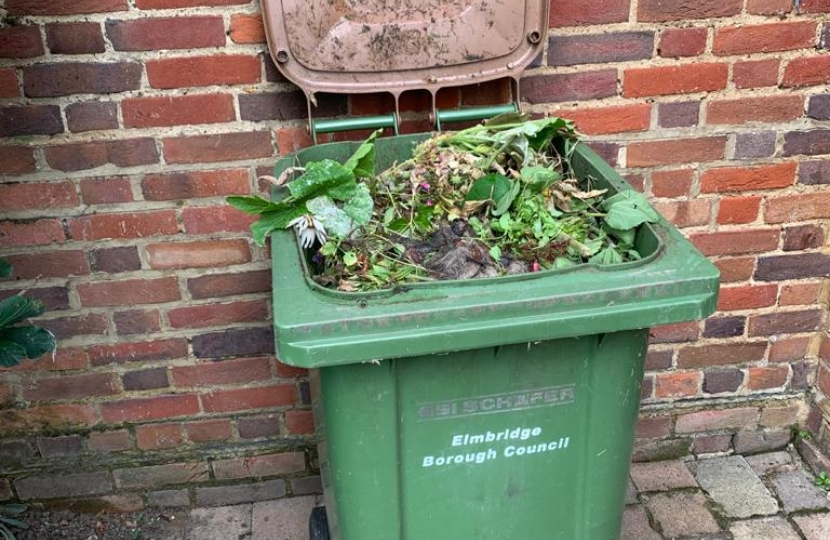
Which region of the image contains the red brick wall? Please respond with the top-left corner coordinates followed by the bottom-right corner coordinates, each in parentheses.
top-left (1, 0), bottom-right (829, 507)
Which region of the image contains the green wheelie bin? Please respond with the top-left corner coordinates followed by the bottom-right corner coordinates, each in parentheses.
top-left (257, 1), bottom-right (721, 539)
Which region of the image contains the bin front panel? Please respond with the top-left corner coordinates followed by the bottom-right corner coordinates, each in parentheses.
top-left (316, 329), bottom-right (647, 540)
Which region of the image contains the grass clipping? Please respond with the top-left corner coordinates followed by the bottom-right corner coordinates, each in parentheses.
top-left (228, 113), bottom-right (659, 292)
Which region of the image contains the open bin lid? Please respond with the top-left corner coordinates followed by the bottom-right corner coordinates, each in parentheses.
top-left (260, 0), bottom-right (549, 99)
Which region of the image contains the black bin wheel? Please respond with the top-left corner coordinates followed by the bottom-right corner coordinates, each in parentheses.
top-left (309, 505), bottom-right (330, 540)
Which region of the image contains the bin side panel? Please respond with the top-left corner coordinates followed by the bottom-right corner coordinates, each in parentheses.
top-left (316, 329), bottom-right (647, 540)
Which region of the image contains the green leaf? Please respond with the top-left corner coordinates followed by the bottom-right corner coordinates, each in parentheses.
top-left (0, 342), bottom-right (27, 368)
top-left (249, 205), bottom-right (308, 246)
top-left (226, 195), bottom-right (283, 215)
top-left (0, 296), bottom-right (45, 329)
top-left (589, 247), bottom-right (624, 266)
top-left (287, 160), bottom-right (355, 200)
top-left (466, 174), bottom-right (511, 203)
top-left (552, 257), bottom-right (577, 269)
top-left (0, 517), bottom-right (28, 531)
top-left (483, 112), bottom-right (526, 127)
top-left (0, 326), bottom-right (56, 360)
top-left (307, 196), bottom-right (355, 238)
top-left (526, 117), bottom-right (572, 152)
top-left (343, 251), bottom-right (358, 267)
top-left (0, 260), bottom-right (11, 278)
top-left (412, 205), bottom-right (434, 233)
top-left (520, 166), bottom-right (560, 187)
top-left (601, 190), bottom-right (660, 231)
top-left (605, 226), bottom-right (636, 247)
top-left (492, 179), bottom-right (521, 217)
top-left (489, 245), bottom-right (502, 261)
top-left (342, 184), bottom-right (373, 227)
top-left (0, 505), bottom-right (27, 516)
top-left (344, 129), bottom-right (381, 179)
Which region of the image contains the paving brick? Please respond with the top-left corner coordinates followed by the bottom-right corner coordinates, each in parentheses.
top-left (114, 463), bottom-right (209, 490)
top-left (694, 456), bottom-right (779, 518)
top-left (771, 470), bottom-right (830, 512)
top-left (187, 505), bottom-right (252, 538)
top-left (630, 460), bottom-right (698, 492)
top-left (746, 451), bottom-right (794, 476)
top-left (646, 491), bottom-right (721, 537)
top-left (37, 435), bottom-right (83, 458)
top-left (290, 476), bottom-right (323, 496)
top-left (212, 453), bottom-right (306, 480)
top-left (632, 438), bottom-right (692, 462)
top-left (730, 517), bottom-right (801, 540)
top-left (195, 480), bottom-right (286, 506)
top-left (733, 430), bottom-right (791, 455)
top-left (620, 505), bottom-right (660, 539)
top-left (148, 489), bottom-right (190, 507)
top-left (15, 471), bottom-right (113, 500)
top-left (796, 437), bottom-right (830, 477)
top-left (793, 513), bottom-right (830, 540)
top-left (252, 496), bottom-right (317, 540)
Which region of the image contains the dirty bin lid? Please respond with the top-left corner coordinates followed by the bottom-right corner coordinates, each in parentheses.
top-left (260, 0), bottom-right (549, 98)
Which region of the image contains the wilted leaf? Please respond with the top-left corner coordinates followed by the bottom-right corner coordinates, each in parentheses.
top-left (307, 196), bottom-right (355, 238)
top-left (342, 184), bottom-right (373, 227)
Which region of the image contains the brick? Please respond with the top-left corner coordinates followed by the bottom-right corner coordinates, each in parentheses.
top-left (714, 21), bottom-right (817, 56)
top-left (0, 105), bottom-right (63, 137)
top-left (627, 137), bottom-right (725, 167)
top-left (182, 206), bottom-right (257, 235)
top-left (676, 407), bottom-right (758, 433)
top-left (734, 131), bottom-right (776, 159)
top-left (114, 309), bottom-right (161, 335)
top-left (747, 366), bottom-right (790, 390)
top-left (213, 452), bottom-right (305, 480)
top-left (704, 369), bottom-right (744, 394)
top-left (555, 104), bottom-right (650, 135)
top-left (704, 316), bottom-right (746, 338)
top-left (0, 219), bottom-right (67, 249)
top-left (0, 145), bottom-right (36, 175)
top-left (0, 403), bottom-right (97, 434)
top-left (733, 430), bottom-right (791, 455)
top-left (632, 438), bottom-right (691, 462)
top-left (102, 395), bottom-right (200, 423)
top-left (148, 489), bottom-right (190, 507)
top-left (823, 23), bottom-right (830, 49)
top-left (691, 229), bottom-right (779, 257)
top-left (123, 94), bottom-right (235, 128)
top-left (186, 419), bottom-right (232, 442)
top-left (645, 349), bottom-right (673, 371)
top-left (693, 434), bottom-right (732, 454)
top-left (123, 368), bottom-right (169, 391)
top-left (657, 101), bottom-right (699, 128)
top-left (780, 282), bottom-right (822, 305)
top-left (717, 196), bottom-right (760, 225)
top-left (192, 327), bottom-right (274, 359)
top-left (36, 313), bottom-right (108, 339)
top-left (276, 126), bottom-right (315, 154)
top-left (653, 199), bottom-right (711, 228)
top-left (78, 277), bottom-right (180, 307)
top-left (631, 460), bottom-right (699, 491)
top-left (44, 138), bottom-right (159, 172)
top-left (702, 163), bottom-right (796, 194)
top-left (587, 142), bottom-right (620, 166)
top-left (718, 284), bottom-right (778, 311)
top-left (23, 372), bottom-right (118, 401)
top-left (0, 440), bottom-right (35, 463)
top-left (809, 95), bottom-right (830, 120)
top-left (239, 91), bottom-right (346, 122)
top-left (755, 253), bottom-right (830, 281)
top-left (0, 25), bottom-right (44, 58)
top-left (638, 0), bottom-right (741, 22)
top-left (624, 63), bottom-right (727, 97)
top-left (765, 192), bottom-right (830, 223)
top-left (163, 132), bottom-right (272, 164)
top-left (114, 462), bottom-right (209, 489)
top-left (196, 480), bottom-right (285, 507)
top-left (46, 22), bottom-right (105, 54)
top-left (761, 405), bottom-right (801, 427)
top-left (748, 0), bottom-right (793, 13)
top-left (783, 129), bottom-right (830, 157)
top-left (659, 27), bottom-right (707, 58)
top-left (168, 300), bottom-right (267, 330)
top-left (635, 415), bottom-right (672, 439)
top-left (172, 357), bottom-right (271, 388)
top-left (285, 409), bottom-right (315, 435)
top-left (69, 211), bottom-right (177, 241)
top-left (37, 434), bottom-right (83, 458)
top-left (89, 430), bottom-right (131, 452)
top-left (291, 476), bottom-right (323, 495)
top-left (548, 32), bottom-right (653, 66)
top-left (521, 70), bottom-right (618, 104)
top-left (783, 55), bottom-right (830, 88)
top-left (15, 472), bottom-right (113, 501)
top-left (0, 182), bottom-right (78, 213)
top-left (202, 385), bottom-right (296, 413)
top-left (651, 322), bottom-right (700, 344)
top-left (5, 0), bottom-right (127, 15)
top-left (798, 160), bottom-right (830, 185)
top-left (677, 343), bottom-right (767, 368)
top-left (655, 372), bottom-right (700, 398)
top-left (24, 62), bottom-right (141, 98)
top-left (188, 269), bottom-right (271, 299)
top-left (733, 59), bottom-right (780, 89)
top-left (651, 169), bottom-right (693, 198)
top-left (142, 169), bottom-right (250, 202)
top-left (707, 95), bottom-right (804, 125)
top-left (641, 376), bottom-right (654, 400)
top-left (136, 423), bottom-right (183, 450)
top-left (549, 0), bottom-right (630, 27)
top-left (749, 309), bottom-right (824, 337)
top-left (66, 102), bottom-right (119, 132)
top-left (91, 246), bottom-right (141, 273)
top-left (88, 339), bottom-right (187, 366)
top-left (229, 13), bottom-right (265, 44)
top-left (799, 0), bottom-right (830, 12)
top-left (106, 17), bottom-right (224, 51)
top-left (147, 240), bottom-right (250, 270)
top-left (770, 337), bottom-right (812, 362)
top-left (147, 55), bottom-right (261, 89)
top-left (238, 414), bottom-right (280, 438)
top-left (0, 69), bottom-right (20, 98)
top-left (0, 287), bottom-right (68, 312)
top-left (783, 224), bottom-right (825, 251)
top-left (80, 176), bottom-right (133, 204)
